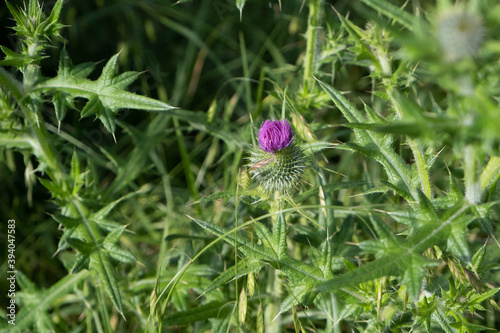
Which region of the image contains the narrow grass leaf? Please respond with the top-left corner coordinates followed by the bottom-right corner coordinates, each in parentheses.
top-left (196, 189), bottom-right (237, 203)
top-left (360, 0), bottom-right (416, 31)
top-left (192, 218), bottom-right (276, 260)
top-left (164, 301), bottom-right (233, 326)
top-left (294, 180), bottom-right (367, 203)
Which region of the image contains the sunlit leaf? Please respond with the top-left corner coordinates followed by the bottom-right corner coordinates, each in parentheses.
top-left (35, 51), bottom-right (176, 133)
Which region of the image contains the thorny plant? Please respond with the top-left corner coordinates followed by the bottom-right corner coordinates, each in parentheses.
top-left (1, 0), bottom-right (500, 332)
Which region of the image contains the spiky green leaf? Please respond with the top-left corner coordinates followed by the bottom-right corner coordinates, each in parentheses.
top-left (89, 250), bottom-right (123, 316)
top-left (203, 258), bottom-right (263, 295)
top-left (191, 218), bottom-right (326, 284)
top-left (35, 51), bottom-right (176, 133)
top-left (317, 79), bottom-right (417, 202)
top-left (360, 0), bottom-right (416, 31)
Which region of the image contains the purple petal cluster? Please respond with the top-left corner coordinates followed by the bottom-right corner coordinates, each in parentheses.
top-left (258, 119), bottom-right (293, 153)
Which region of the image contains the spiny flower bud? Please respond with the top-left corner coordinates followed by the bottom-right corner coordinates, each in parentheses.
top-left (437, 7), bottom-right (485, 62)
top-left (248, 119), bottom-right (305, 193)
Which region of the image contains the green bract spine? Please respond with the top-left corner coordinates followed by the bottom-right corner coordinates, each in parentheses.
top-left (248, 142), bottom-right (305, 193)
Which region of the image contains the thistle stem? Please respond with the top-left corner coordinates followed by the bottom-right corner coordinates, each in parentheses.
top-left (264, 193), bottom-right (283, 332)
top-left (0, 67), bottom-right (24, 102)
top-left (265, 269), bottom-right (282, 333)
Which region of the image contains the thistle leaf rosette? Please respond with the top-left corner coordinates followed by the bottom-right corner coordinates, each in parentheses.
top-left (248, 119), bottom-right (305, 193)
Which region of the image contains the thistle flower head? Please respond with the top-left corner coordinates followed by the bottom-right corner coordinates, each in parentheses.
top-left (437, 7), bottom-right (485, 62)
top-left (249, 119), bottom-right (305, 193)
top-left (258, 119), bottom-right (293, 153)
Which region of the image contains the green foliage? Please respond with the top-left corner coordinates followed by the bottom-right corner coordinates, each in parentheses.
top-left (1, 0), bottom-right (500, 332)
top-left (10, 270), bottom-right (89, 333)
top-left (36, 49), bottom-right (174, 133)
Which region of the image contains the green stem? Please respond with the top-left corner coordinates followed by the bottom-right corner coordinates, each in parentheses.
top-left (303, 0), bottom-right (322, 94)
top-left (265, 194), bottom-right (284, 332)
top-left (234, 171), bottom-right (240, 327)
top-left (332, 294), bottom-right (341, 333)
top-left (24, 36), bottom-right (41, 89)
top-left (0, 38), bottom-right (63, 184)
top-left (72, 199), bottom-right (102, 243)
top-left (22, 101), bottom-right (62, 182)
top-left (7, 72), bottom-right (63, 183)
top-left (0, 67), bottom-right (24, 102)
top-left (265, 269), bottom-right (282, 333)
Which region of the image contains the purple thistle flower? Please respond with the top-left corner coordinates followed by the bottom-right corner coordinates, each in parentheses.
top-left (258, 119), bottom-right (293, 153)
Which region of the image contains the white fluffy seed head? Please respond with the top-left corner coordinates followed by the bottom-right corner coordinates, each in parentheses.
top-left (437, 8), bottom-right (485, 62)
